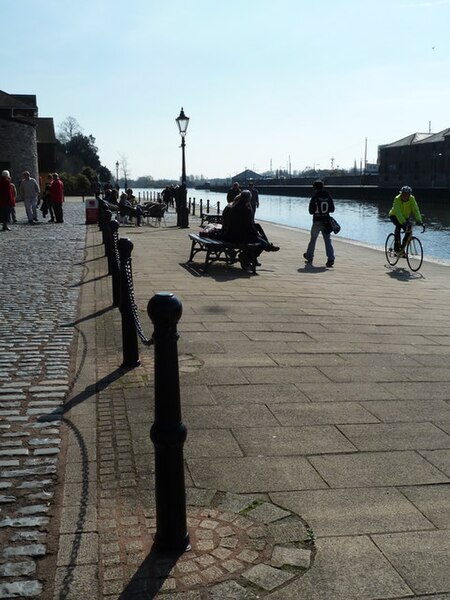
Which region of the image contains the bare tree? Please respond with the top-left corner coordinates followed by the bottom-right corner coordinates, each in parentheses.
top-left (58, 116), bottom-right (83, 143)
top-left (119, 154), bottom-right (131, 189)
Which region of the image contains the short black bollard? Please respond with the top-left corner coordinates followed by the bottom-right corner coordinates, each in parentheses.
top-left (147, 293), bottom-right (190, 553)
top-left (118, 238), bottom-right (140, 368)
top-left (103, 210), bottom-right (113, 272)
top-left (110, 220), bottom-right (121, 307)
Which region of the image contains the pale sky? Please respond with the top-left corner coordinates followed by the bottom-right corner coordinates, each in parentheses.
top-left (3, 0), bottom-right (450, 180)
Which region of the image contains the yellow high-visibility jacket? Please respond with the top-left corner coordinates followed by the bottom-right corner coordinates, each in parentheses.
top-left (389, 194), bottom-right (422, 224)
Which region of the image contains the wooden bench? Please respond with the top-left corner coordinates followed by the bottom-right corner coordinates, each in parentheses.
top-left (188, 233), bottom-right (261, 274)
top-left (200, 212), bottom-right (223, 227)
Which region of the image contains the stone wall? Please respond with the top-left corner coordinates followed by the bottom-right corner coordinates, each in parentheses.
top-left (0, 118), bottom-right (38, 185)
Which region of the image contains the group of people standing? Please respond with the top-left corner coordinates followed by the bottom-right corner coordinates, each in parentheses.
top-left (0, 170), bottom-right (65, 231)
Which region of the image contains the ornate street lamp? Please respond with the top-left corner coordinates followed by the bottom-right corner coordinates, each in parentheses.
top-left (115, 161), bottom-right (119, 190)
top-left (176, 108), bottom-right (190, 228)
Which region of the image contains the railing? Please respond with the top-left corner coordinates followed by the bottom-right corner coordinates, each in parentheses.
top-left (98, 201), bottom-right (153, 366)
top-left (188, 197), bottom-right (221, 217)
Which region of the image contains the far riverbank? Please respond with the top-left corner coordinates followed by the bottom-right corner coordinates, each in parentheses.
top-left (210, 184), bottom-right (450, 203)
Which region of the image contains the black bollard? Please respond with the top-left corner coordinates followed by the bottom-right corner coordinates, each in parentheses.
top-left (118, 238), bottom-right (140, 368)
top-left (103, 210), bottom-right (113, 272)
top-left (147, 293), bottom-right (190, 552)
top-left (110, 220), bottom-right (121, 307)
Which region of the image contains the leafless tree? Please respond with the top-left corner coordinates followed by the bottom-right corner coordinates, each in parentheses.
top-left (57, 116), bottom-right (83, 143)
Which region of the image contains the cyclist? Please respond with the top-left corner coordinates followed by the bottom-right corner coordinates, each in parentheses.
top-left (389, 185), bottom-right (423, 253)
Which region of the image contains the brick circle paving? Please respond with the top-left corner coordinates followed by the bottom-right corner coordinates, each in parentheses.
top-left (116, 493), bottom-right (314, 598)
top-left (157, 506), bottom-right (271, 591)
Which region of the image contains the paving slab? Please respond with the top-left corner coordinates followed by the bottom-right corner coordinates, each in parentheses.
top-left (373, 530), bottom-right (450, 595)
top-left (232, 425), bottom-right (357, 456)
top-left (270, 488), bottom-right (434, 536)
top-left (266, 536), bottom-right (412, 600)
top-left (269, 402), bottom-right (380, 426)
top-left (361, 399), bottom-right (450, 421)
top-left (418, 449), bottom-right (450, 477)
top-left (210, 383), bottom-right (309, 404)
top-left (188, 456), bottom-right (328, 492)
top-left (400, 484), bottom-right (450, 529)
top-left (338, 422), bottom-right (450, 451)
top-left (309, 451), bottom-right (450, 487)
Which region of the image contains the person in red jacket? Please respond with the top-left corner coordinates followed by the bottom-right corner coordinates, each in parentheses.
top-left (0, 170), bottom-right (15, 231)
top-left (50, 173), bottom-right (65, 223)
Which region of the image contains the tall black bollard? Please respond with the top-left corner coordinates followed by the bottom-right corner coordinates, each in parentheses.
top-left (103, 210), bottom-right (113, 271)
top-left (110, 220), bottom-right (121, 307)
top-left (118, 238), bottom-right (140, 368)
top-left (147, 293), bottom-right (190, 552)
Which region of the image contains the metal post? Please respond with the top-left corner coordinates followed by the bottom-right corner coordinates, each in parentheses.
top-left (118, 238), bottom-right (140, 368)
top-left (103, 210), bottom-right (113, 271)
top-left (216, 201), bottom-right (220, 215)
top-left (110, 220), bottom-right (121, 307)
top-left (206, 199), bottom-right (210, 213)
top-left (147, 293), bottom-right (190, 552)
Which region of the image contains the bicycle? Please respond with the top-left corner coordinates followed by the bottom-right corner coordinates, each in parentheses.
top-left (385, 223), bottom-right (426, 272)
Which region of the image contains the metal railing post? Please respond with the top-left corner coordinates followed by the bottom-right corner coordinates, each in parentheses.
top-left (110, 219), bottom-right (121, 307)
top-left (147, 293), bottom-right (190, 552)
top-left (118, 238), bottom-right (140, 368)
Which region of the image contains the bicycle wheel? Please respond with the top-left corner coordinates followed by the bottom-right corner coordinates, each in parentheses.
top-left (385, 233), bottom-right (399, 266)
top-left (406, 236), bottom-right (423, 271)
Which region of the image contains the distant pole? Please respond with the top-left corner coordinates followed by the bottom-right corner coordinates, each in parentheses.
top-left (363, 137), bottom-right (368, 175)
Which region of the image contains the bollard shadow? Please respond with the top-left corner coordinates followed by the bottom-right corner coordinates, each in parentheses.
top-left (69, 273), bottom-right (109, 287)
top-left (38, 367), bottom-right (130, 420)
top-left (75, 255), bottom-right (104, 265)
top-left (60, 305), bottom-right (114, 327)
top-left (118, 548), bottom-right (183, 599)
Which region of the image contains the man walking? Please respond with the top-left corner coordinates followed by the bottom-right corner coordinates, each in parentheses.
top-left (303, 180), bottom-right (336, 268)
top-left (19, 171), bottom-right (40, 224)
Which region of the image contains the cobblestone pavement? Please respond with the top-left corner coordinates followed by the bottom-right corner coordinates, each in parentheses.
top-left (0, 202), bottom-right (85, 598)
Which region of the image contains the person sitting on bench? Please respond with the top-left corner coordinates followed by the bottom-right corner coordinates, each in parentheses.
top-left (119, 193), bottom-right (144, 226)
top-left (221, 189), bottom-right (280, 268)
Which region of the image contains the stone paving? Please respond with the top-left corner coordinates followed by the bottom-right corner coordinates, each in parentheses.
top-left (0, 201), bottom-right (85, 598)
top-left (3, 200), bottom-right (450, 599)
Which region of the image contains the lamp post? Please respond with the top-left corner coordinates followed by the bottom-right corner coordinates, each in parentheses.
top-left (115, 161), bottom-right (119, 191)
top-left (176, 107), bottom-right (190, 228)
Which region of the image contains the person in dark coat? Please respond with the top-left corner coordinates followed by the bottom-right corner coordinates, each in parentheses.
top-left (0, 170), bottom-right (15, 231)
top-left (221, 190), bottom-right (279, 268)
top-left (303, 180), bottom-right (335, 267)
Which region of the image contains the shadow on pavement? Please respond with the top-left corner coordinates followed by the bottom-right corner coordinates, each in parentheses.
top-left (385, 266), bottom-right (424, 281)
top-left (54, 418), bottom-right (91, 600)
top-left (39, 367), bottom-right (130, 420)
top-left (60, 305), bottom-right (115, 327)
top-left (118, 549), bottom-right (183, 600)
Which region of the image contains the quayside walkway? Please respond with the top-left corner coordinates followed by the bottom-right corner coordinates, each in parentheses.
top-left (1, 199), bottom-right (450, 599)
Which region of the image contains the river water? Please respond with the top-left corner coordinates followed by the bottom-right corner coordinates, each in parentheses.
top-left (136, 188), bottom-right (450, 265)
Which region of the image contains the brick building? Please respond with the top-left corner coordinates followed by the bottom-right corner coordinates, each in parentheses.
top-left (378, 129), bottom-right (450, 188)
